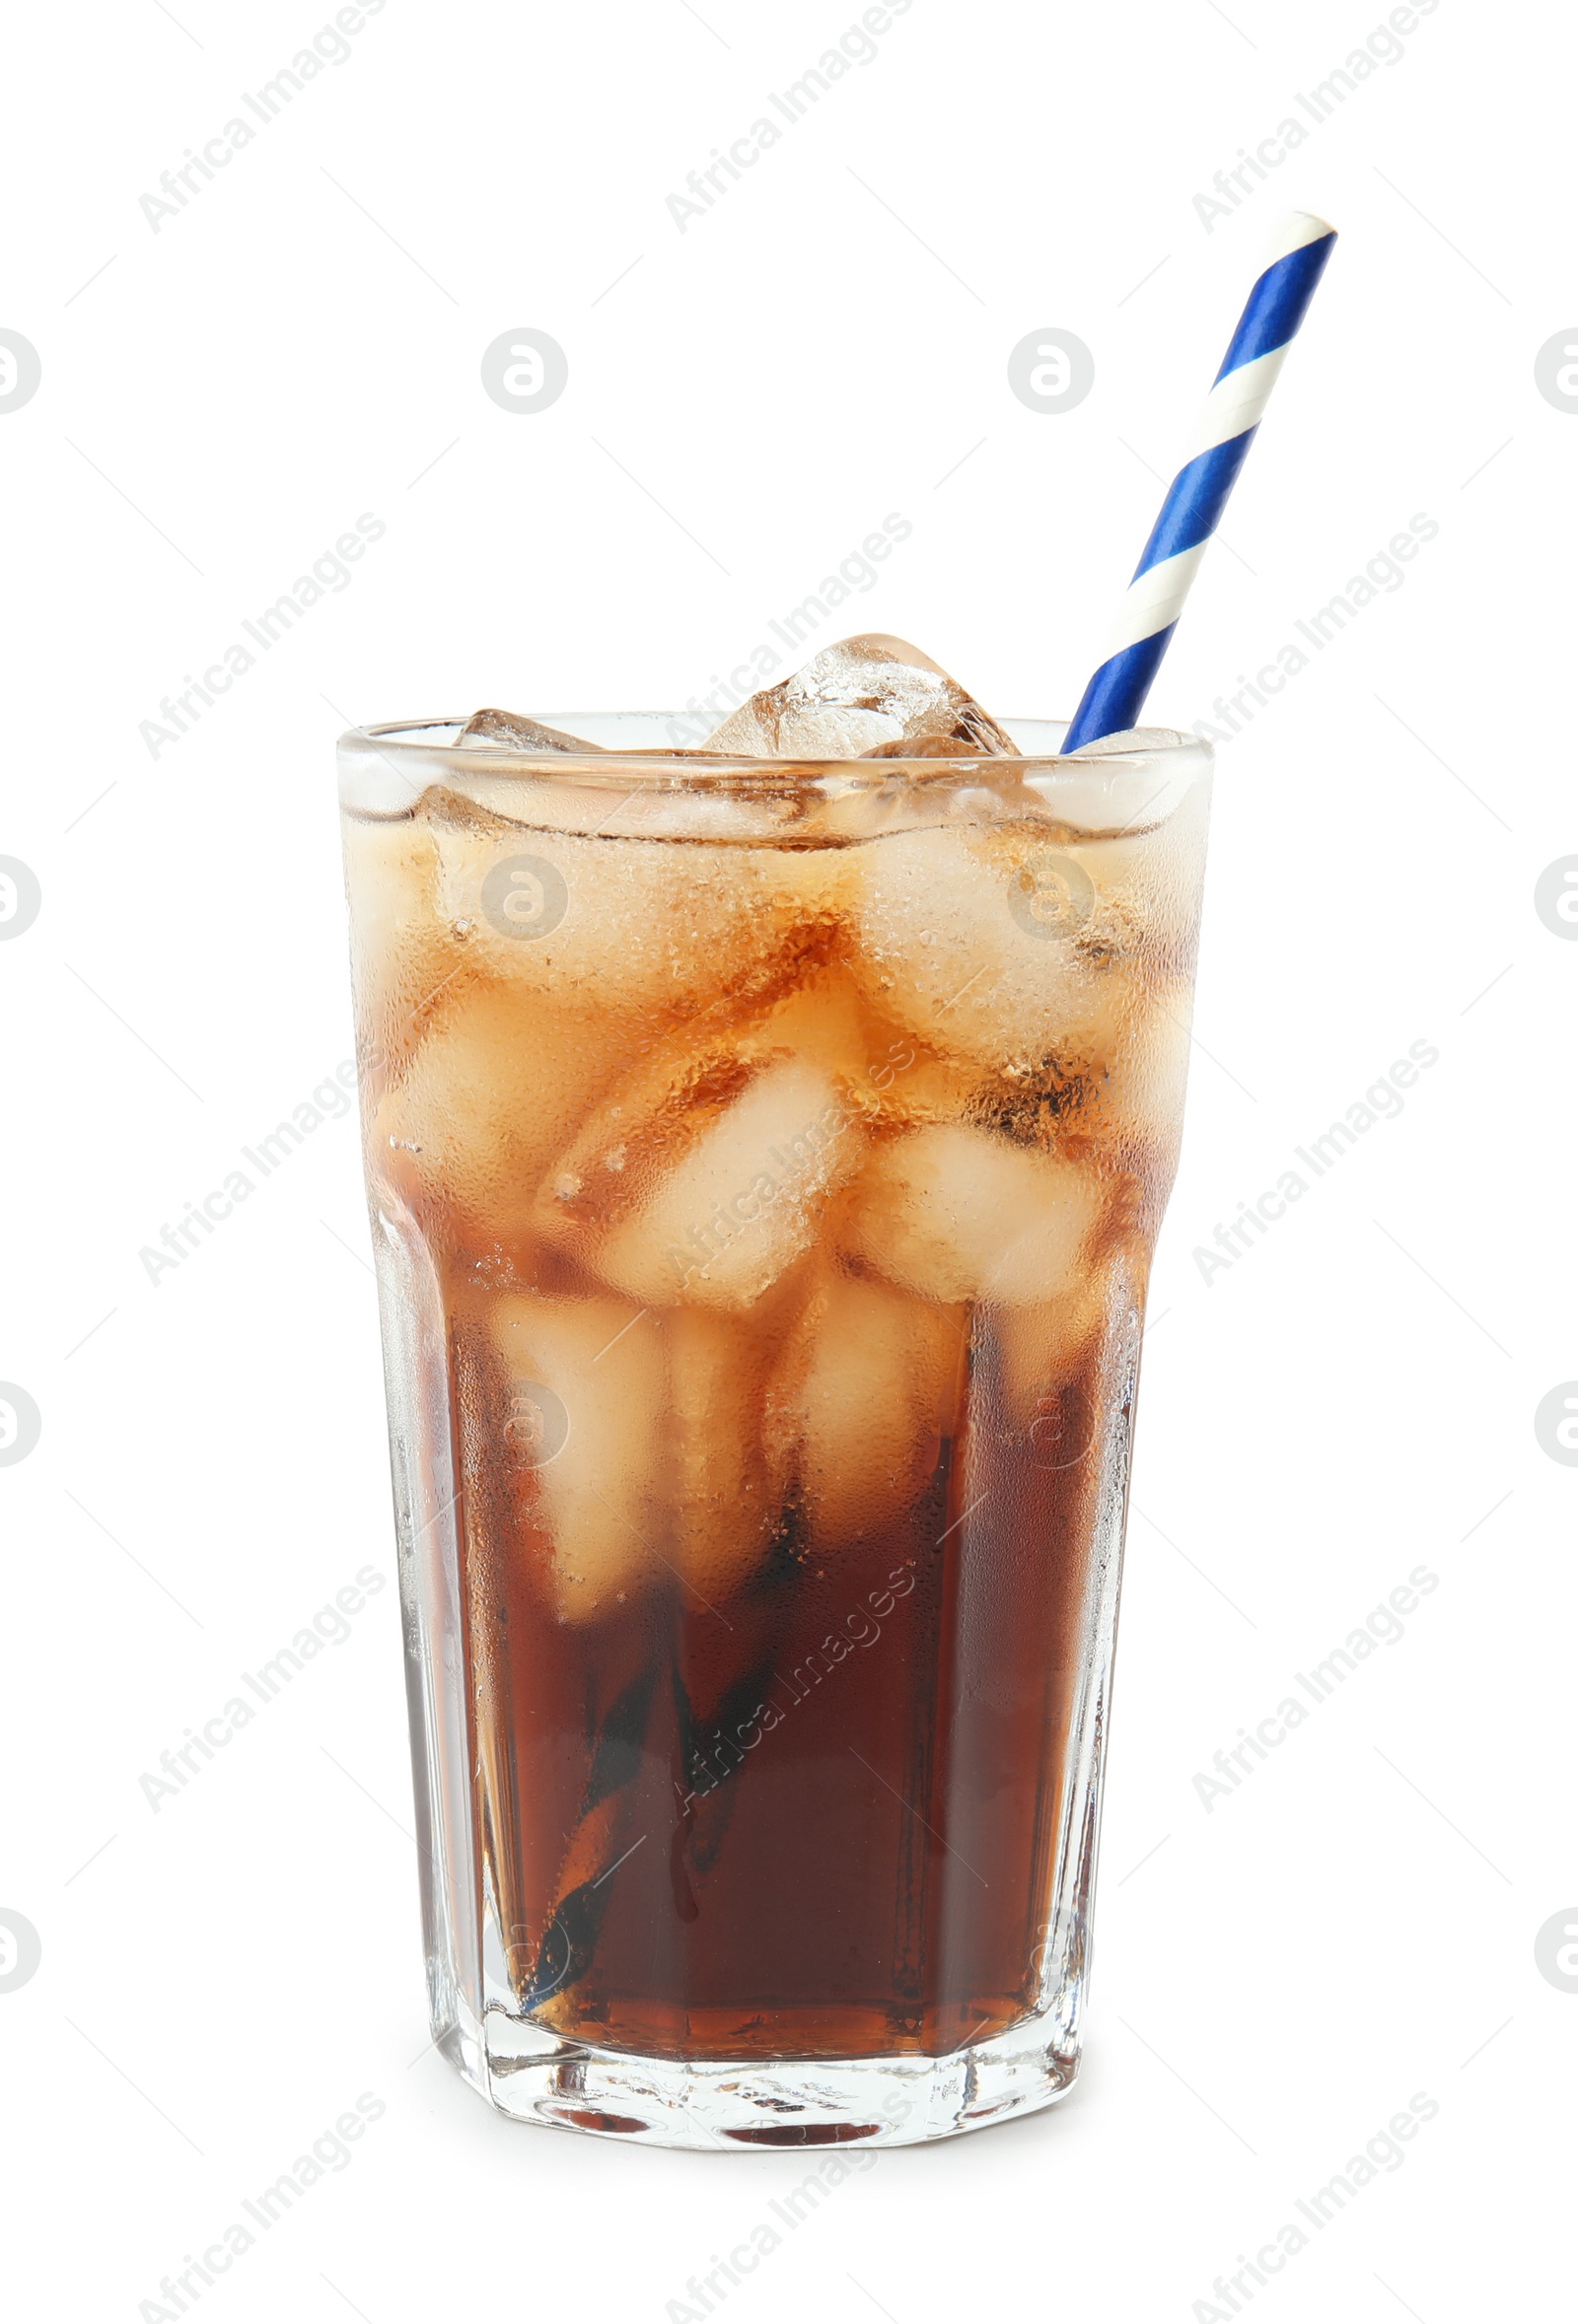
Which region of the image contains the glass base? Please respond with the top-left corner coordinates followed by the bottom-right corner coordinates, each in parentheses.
top-left (436, 1997), bottom-right (1080, 2148)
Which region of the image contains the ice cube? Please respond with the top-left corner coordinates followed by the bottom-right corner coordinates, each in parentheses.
top-left (424, 795), bottom-right (808, 1025)
top-left (374, 984), bottom-right (612, 1237)
top-left (532, 965), bottom-right (875, 1255)
top-left (703, 635), bottom-right (1019, 760)
top-left (592, 1057), bottom-right (868, 1309)
top-left (840, 1122), bottom-right (1106, 1305)
top-left (1087, 983), bottom-right (1195, 1165)
top-left (455, 708), bottom-right (597, 752)
top-left (781, 1269), bottom-right (967, 1550)
top-left (848, 823), bottom-right (1139, 1076)
top-left (988, 1283), bottom-right (1110, 1434)
top-left (488, 1294), bottom-right (666, 1621)
top-left (663, 1305), bottom-right (786, 1603)
top-left (860, 735), bottom-right (995, 760)
top-left (341, 810), bottom-right (470, 1086)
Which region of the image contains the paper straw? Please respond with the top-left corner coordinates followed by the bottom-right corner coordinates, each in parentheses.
top-left (1062, 211), bottom-right (1337, 753)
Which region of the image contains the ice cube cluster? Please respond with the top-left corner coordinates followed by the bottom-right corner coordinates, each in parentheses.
top-left (343, 635), bottom-right (1207, 1623)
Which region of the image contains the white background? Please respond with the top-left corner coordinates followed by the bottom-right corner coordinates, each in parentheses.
top-left (3, 0), bottom-right (1572, 2318)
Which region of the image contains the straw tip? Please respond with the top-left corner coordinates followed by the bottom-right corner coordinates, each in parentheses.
top-left (1258, 210), bottom-right (1338, 274)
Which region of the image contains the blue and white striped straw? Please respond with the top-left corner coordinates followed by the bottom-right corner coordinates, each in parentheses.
top-left (1062, 211), bottom-right (1337, 752)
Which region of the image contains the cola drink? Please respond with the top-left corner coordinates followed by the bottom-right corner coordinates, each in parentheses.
top-left (339, 644), bottom-right (1212, 2146)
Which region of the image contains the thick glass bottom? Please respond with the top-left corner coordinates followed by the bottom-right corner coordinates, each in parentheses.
top-left (438, 1995), bottom-right (1080, 2148)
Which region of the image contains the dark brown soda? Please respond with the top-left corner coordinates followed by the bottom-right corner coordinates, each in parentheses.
top-left (447, 1262), bottom-right (1123, 2064)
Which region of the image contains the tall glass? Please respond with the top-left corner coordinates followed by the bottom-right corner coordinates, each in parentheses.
top-left (338, 713), bottom-right (1211, 2147)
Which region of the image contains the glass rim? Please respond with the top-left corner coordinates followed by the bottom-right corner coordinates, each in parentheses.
top-left (337, 714), bottom-right (1212, 789)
